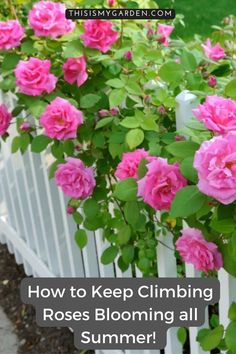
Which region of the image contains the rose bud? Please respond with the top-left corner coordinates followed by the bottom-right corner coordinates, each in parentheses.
top-left (66, 205), bottom-right (76, 215)
top-left (98, 109), bottom-right (110, 117)
top-left (109, 107), bottom-right (119, 116)
top-left (208, 75), bottom-right (217, 87)
top-left (20, 122), bottom-right (30, 132)
top-left (157, 105), bottom-right (166, 114)
top-left (123, 50), bottom-right (133, 61)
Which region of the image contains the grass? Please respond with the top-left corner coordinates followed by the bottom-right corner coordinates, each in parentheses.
top-left (156, 0), bottom-right (236, 39)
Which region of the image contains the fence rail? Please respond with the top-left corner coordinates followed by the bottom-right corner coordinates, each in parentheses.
top-left (0, 90), bottom-right (234, 354)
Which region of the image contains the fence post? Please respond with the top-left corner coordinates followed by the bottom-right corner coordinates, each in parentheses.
top-left (176, 91), bottom-right (210, 354)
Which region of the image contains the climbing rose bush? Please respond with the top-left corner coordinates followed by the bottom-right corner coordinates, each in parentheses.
top-left (0, 104), bottom-right (12, 136)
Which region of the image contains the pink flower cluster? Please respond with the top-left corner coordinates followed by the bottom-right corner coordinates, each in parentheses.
top-left (81, 20), bottom-right (119, 53)
top-left (63, 56), bottom-right (88, 88)
top-left (0, 20), bottom-right (24, 50)
top-left (55, 158), bottom-right (96, 199)
top-left (176, 228), bottom-right (223, 273)
top-left (40, 97), bottom-right (83, 140)
top-left (0, 104), bottom-right (12, 136)
top-left (115, 149), bottom-right (154, 180)
top-left (202, 39), bottom-right (225, 61)
top-left (157, 24), bottom-right (174, 46)
top-left (138, 158), bottom-right (187, 210)
top-left (29, 1), bottom-right (75, 38)
top-left (194, 132), bottom-right (236, 205)
top-left (193, 95), bottom-right (236, 134)
top-left (115, 150), bottom-right (187, 210)
top-left (15, 58), bottom-right (57, 96)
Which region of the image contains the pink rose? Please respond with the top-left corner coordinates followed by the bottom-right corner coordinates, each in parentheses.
top-left (81, 20), bottom-right (119, 53)
top-left (55, 158), bottom-right (96, 199)
top-left (202, 39), bottom-right (225, 61)
top-left (29, 1), bottom-right (75, 38)
top-left (0, 20), bottom-right (24, 50)
top-left (40, 97), bottom-right (83, 140)
top-left (192, 95), bottom-right (236, 134)
top-left (15, 58), bottom-right (57, 96)
top-left (63, 56), bottom-right (88, 87)
top-left (138, 158), bottom-right (187, 210)
top-left (194, 132), bottom-right (236, 205)
top-left (157, 24), bottom-right (174, 46)
top-left (115, 149), bottom-right (154, 180)
top-left (0, 104), bottom-right (12, 136)
top-left (176, 228), bottom-right (223, 273)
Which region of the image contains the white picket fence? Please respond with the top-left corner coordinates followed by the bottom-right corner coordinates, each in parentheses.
top-left (0, 89), bottom-right (235, 354)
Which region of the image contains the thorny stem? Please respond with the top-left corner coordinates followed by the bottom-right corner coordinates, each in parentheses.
top-left (7, 0), bottom-right (18, 20)
top-left (107, 173), bottom-right (128, 224)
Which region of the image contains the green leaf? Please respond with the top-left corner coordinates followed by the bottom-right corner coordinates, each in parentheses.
top-left (73, 212), bottom-right (83, 224)
top-left (109, 89), bottom-right (126, 108)
top-left (122, 245), bottom-right (135, 264)
top-left (211, 64), bottom-right (231, 77)
top-left (181, 50), bottom-right (197, 71)
top-left (170, 186), bottom-right (206, 218)
top-left (220, 242), bottom-right (236, 277)
top-left (228, 303), bottom-right (236, 321)
top-left (177, 327), bottom-right (187, 345)
top-left (75, 230), bottom-right (87, 250)
top-left (159, 61), bottom-right (184, 83)
top-left (166, 141), bottom-right (199, 158)
top-left (21, 39), bottom-right (37, 54)
top-left (31, 135), bottom-right (51, 153)
top-left (225, 79), bottom-right (236, 100)
top-left (83, 199), bottom-right (99, 219)
top-left (126, 81), bottom-right (142, 95)
top-left (180, 157), bottom-right (198, 183)
top-left (198, 325), bottom-right (224, 351)
top-left (225, 322), bottom-right (236, 352)
top-left (101, 246), bottom-right (119, 264)
top-left (210, 218), bottom-right (235, 234)
top-left (137, 158), bottom-right (148, 179)
top-left (80, 94), bottom-right (101, 108)
top-left (113, 178), bottom-right (138, 202)
top-left (11, 136), bottom-right (20, 153)
top-left (2, 53), bottom-right (20, 72)
top-left (126, 129), bottom-right (144, 149)
top-left (20, 133), bottom-right (30, 153)
top-left (18, 95), bottom-right (47, 119)
top-left (95, 117), bottom-right (114, 129)
top-left (124, 202), bottom-right (140, 226)
top-left (63, 40), bottom-right (83, 58)
top-left (117, 225), bottom-right (131, 246)
top-left (120, 116), bottom-right (140, 129)
top-left (106, 78), bottom-right (124, 88)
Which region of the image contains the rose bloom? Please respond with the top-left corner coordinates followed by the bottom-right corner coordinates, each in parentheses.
top-left (29, 0), bottom-right (75, 38)
top-left (55, 158), bottom-right (96, 199)
top-left (202, 39), bottom-right (225, 61)
top-left (115, 149), bottom-right (154, 180)
top-left (63, 56), bottom-right (88, 87)
top-left (193, 95), bottom-right (236, 134)
top-left (81, 20), bottom-right (119, 53)
top-left (40, 97), bottom-right (83, 140)
top-left (15, 58), bottom-right (57, 96)
top-left (138, 157), bottom-right (187, 210)
top-left (194, 132), bottom-right (236, 204)
top-left (157, 24), bottom-right (174, 46)
top-left (0, 104), bottom-right (12, 136)
top-left (176, 228), bottom-right (223, 273)
top-left (0, 20), bottom-right (24, 50)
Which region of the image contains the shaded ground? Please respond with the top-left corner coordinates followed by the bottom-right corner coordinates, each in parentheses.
top-left (0, 243), bottom-right (91, 354)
